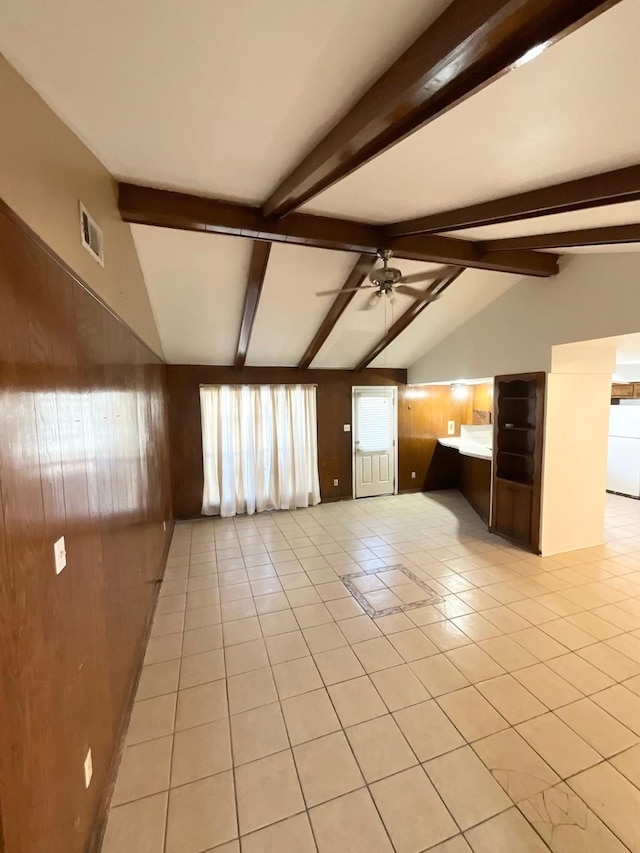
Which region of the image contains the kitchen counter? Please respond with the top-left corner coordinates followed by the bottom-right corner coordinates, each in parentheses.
top-left (438, 425), bottom-right (493, 461)
top-left (438, 427), bottom-right (492, 524)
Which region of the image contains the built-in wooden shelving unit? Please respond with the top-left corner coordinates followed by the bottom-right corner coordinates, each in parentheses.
top-left (491, 372), bottom-right (545, 553)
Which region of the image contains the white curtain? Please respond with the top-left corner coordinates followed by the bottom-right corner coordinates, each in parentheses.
top-left (200, 384), bottom-right (321, 517)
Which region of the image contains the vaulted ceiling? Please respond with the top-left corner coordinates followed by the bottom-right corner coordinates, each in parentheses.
top-left (2, 0), bottom-right (639, 369)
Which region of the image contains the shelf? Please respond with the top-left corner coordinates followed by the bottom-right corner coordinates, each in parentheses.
top-left (501, 426), bottom-right (535, 431)
top-left (497, 451), bottom-right (533, 459)
top-left (496, 476), bottom-right (534, 488)
top-left (500, 396), bottom-right (535, 402)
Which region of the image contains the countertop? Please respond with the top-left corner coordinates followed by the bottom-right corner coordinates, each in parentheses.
top-left (438, 435), bottom-right (492, 461)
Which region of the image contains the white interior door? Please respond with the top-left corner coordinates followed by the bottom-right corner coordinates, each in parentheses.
top-left (353, 388), bottom-right (396, 498)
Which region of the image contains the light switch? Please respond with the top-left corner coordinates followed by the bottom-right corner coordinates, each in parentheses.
top-left (411, 472), bottom-right (416, 479)
top-left (163, 521), bottom-right (166, 532)
top-left (447, 420), bottom-right (456, 435)
top-left (343, 424), bottom-right (351, 432)
top-left (54, 536), bottom-right (67, 575)
top-left (333, 479), bottom-right (339, 486)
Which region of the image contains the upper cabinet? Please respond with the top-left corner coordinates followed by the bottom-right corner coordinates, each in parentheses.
top-left (491, 372), bottom-right (545, 553)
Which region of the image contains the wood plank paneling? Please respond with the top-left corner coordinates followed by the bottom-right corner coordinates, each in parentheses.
top-left (398, 386), bottom-right (473, 492)
top-left (169, 374), bottom-right (496, 517)
top-left (0, 200), bottom-right (172, 853)
top-left (168, 372), bottom-right (498, 517)
top-left (460, 455), bottom-right (492, 524)
top-left (168, 365), bottom-right (407, 516)
top-left (472, 383), bottom-right (494, 424)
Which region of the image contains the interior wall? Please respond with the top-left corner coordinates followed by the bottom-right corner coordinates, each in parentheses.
top-left (0, 55), bottom-right (163, 357)
top-left (168, 365), bottom-right (407, 516)
top-left (541, 372), bottom-right (612, 555)
top-left (169, 370), bottom-right (494, 518)
top-left (409, 253), bottom-right (640, 383)
top-left (0, 201), bottom-right (172, 853)
top-left (399, 385), bottom-right (474, 491)
top-left (539, 341), bottom-right (617, 555)
top-left (472, 383), bottom-right (494, 423)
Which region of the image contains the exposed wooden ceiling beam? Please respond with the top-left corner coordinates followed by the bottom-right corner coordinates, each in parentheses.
top-left (354, 268), bottom-right (464, 372)
top-left (262, 0), bottom-right (620, 218)
top-left (298, 255), bottom-right (376, 370)
top-left (387, 235), bottom-right (557, 277)
top-left (481, 222), bottom-right (640, 252)
top-left (387, 164), bottom-right (640, 237)
top-left (235, 241), bottom-right (272, 369)
top-left (118, 183), bottom-right (558, 277)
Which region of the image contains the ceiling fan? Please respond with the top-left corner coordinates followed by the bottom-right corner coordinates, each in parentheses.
top-left (316, 250), bottom-right (456, 310)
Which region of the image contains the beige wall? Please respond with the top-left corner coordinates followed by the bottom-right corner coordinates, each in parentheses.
top-left (408, 253), bottom-right (640, 383)
top-left (0, 55), bottom-right (163, 357)
top-left (541, 371), bottom-right (612, 555)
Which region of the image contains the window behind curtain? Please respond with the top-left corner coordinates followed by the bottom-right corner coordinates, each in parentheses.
top-left (200, 384), bottom-right (320, 517)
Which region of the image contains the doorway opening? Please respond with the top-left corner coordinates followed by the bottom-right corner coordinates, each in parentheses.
top-left (352, 386), bottom-right (398, 499)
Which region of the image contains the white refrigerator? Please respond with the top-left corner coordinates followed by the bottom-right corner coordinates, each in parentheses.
top-left (608, 403), bottom-right (640, 497)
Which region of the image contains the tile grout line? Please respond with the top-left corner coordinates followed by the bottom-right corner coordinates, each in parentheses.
top-left (114, 497), bottom-right (640, 852)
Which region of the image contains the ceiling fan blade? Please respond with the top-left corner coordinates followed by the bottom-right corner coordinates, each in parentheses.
top-left (315, 285), bottom-right (376, 296)
top-left (395, 284), bottom-right (443, 300)
top-left (399, 266), bottom-right (456, 285)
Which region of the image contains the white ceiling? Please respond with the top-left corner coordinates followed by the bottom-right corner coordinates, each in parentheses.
top-left (0, 0), bottom-right (449, 203)
top-left (130, 229), bottom-right (468, 368)
top-left (302, 0), bottom-right (640, 225)
top-left (246, 244), bottom-right (356, 367)
top-left (443, 201), bottom-right (640, 244)
top-left (311, 260), bottom-right (445, 370)
top-left (369, 269), bottom-right (523, 368)
top-left (131, 226), bottom-right (252, 364)
top-left (3, 0), bottom-right (639, 370)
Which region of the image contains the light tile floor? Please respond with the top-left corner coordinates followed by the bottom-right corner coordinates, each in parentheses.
top-left (102, 490), bottom-right (640, 853)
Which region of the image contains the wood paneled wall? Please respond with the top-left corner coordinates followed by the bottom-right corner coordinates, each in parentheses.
top-left (398, 385), bottom-right (473, 491)
top-left (168, 371), bottom-right (494, 517)
top-left (0, 200), bottom-right (172, 853)
top-left (472, 383), bottom-right (494, 423)
top-left (168, 365), bottom-right (407, 516)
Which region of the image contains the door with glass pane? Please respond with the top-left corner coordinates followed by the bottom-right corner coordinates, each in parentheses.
top-left (353, 387), bottom-right (397, 498)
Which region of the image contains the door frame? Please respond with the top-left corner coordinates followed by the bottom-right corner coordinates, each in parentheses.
top-left (351, 385), bottom-right (399, 499)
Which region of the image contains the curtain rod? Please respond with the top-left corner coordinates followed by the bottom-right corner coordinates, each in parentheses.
top-left (199, 383), bottom-right (319, 388)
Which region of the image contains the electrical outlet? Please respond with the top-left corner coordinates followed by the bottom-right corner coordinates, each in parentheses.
top-left (84, 749), bottom-right (93, 788)
top-left (447, 420), bottom-right (456, 435)
top-left (54, 536), bottom-right (67, 575)
top-left (333, 479), bottom-right (339, 486)
top-left (411, 471), bottom-right (416, 479)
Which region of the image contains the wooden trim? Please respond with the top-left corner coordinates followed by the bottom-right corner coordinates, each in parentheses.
top-left (298, 254), bottom-right (376, 369)
top-left (354, 268), bottom-right (464, 371)
top-left (118, 183), bottom-right (558, 278)
top-left (387, 163), bottom-right (640, 237)
top-left (482, 222), bottom-right (640, 252)
top-left (235, 241), bottom-right (272, 369)
top-left (262, 0), bottom-right (619, 218)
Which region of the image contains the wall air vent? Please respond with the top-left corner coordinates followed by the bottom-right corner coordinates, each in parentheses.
top-left (79, 202), bottom-right (104, 266)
